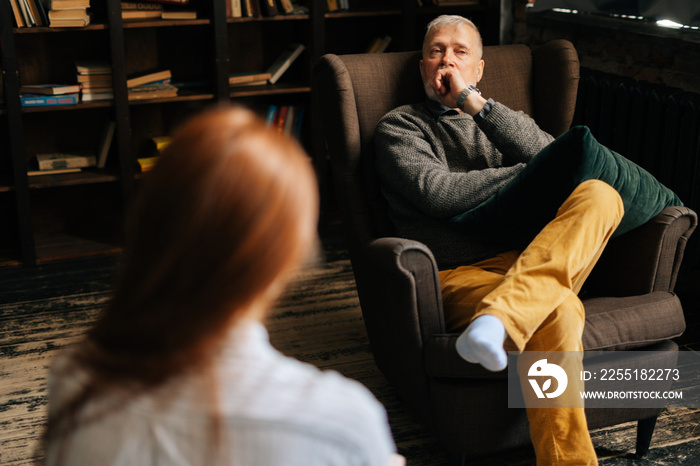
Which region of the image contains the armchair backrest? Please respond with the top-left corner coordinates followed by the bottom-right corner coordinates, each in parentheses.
top-left (313, 40), bottom-right (580, 257)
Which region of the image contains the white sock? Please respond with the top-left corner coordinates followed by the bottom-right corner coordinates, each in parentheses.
top-left (455, 315), bottom-right (508, 371)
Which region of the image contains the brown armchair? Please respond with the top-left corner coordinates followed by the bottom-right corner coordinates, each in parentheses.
top-left (313, 40), bottom-right (697, 462)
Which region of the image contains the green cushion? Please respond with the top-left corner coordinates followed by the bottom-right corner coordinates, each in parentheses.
top-left (449, 126), bottom-right (682, 249)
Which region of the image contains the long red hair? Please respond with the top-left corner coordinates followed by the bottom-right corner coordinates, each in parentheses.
top-left (47, 105), bottom-right (318, 439)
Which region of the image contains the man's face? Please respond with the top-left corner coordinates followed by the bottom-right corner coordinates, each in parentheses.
top-left (420, 24), bottom-right (484, 101)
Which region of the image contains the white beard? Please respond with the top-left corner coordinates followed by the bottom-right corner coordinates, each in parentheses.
top-left (423, 79), bottom-right (442, 103)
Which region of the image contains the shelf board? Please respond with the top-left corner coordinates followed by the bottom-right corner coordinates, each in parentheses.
top-left (13, 24), bottom-right (108, 33)
top-left (230, 82), bottom-right (311, 98)
top-left (27, 170), bottom-right (119, 189)
top-left (0, 252), bottom-right (22, 267)
top-left (417, 4), bottom-right (487, 15)
top-left (34, 233), bottom-right (123, 264)
top-left (228, 14), bottom-right (310, 23)
top-left (122, 19), bottom-right (211, 28)
top-left (325, 9), bottom-right (402, 19)
top-left (127, 92), bottom-right (217, 105)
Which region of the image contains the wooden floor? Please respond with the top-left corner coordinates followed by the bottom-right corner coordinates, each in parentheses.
top-left (1, 234), bottom-right (700, 465)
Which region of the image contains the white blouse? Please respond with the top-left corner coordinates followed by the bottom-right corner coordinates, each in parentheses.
top-left (45, 321), bottom-right (397, 465)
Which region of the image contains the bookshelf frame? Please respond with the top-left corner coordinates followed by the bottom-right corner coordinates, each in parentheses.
top-left (0, 0), bottom-right (500, 267)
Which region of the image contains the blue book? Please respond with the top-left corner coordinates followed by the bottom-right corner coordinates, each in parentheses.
top-left (265, 104), bottom-right (278, 127)
top-left (20, 93), bottom-right (79, 107)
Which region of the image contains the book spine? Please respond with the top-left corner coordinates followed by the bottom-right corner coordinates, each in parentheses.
top-left (20, 94), bottom-right (79, 107)
top-left (259, 0), bottom-right (277, 16)
top-left (267, 43), bottom-right (304, 84)
top-left (231, 0), bottom-right (242, 17)
top-left (37, 154), bottom-right (97, 170)
top-left (265, 104), bottom-right (278, 127)
top-left (275, 105), bottom-right (288, 133)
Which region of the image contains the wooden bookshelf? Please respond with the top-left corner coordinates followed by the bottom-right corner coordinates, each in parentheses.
top-left (0, 0), bottom-right (500, 266)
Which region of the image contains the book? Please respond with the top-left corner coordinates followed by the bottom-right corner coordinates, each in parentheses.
top-left (48, 8), bottom-right (88, 20)
top-left (75, 60), bottom-right (112, 75)
top-left (19, 0), bottom-right (37, 26)
top-left (128, 82), bottom-right (178, 100)
top-left (228, 71), bottom-right (272, 86)
top-left (292, 104), bottom-right (305, 138)
top-left (266, 43), bottom-right (305, 84)
top-left (265, 104), bottom-right (278, 127)
top-left (81, 90), bottom-right (114, 102)
top-left (49, 16), bottom-right (91, 27)
top-left (274, 105), bottom-right (288, 133)
top-left (36, 152), bottom-right (96, 170)
top-left (283, 105), bottom-right (295, 135)
top-left (26, 0), bottom-right (46, 26)
top-left (137, 156), bottom-right (160, 172)
top-left (20, 93), bottom-right (79, 107)
top-left (47, 0), bottom-right (90, 9)
top-left (242, 0), bottom-right (257, 17)
top-left (161, 10), bottom-right (197, 19)
top-left (19, 83), bottom-right (81, 95)
top-left (79, 80), bottom-right (113, 89)
top-left (277, 0), bottom-right (293, 14)
top-left (122, 9), bottom-right (162, 20)
top-left (325, 0), bottom-right (338, 12)
top-left (259, 0), bottom-right (277, 16)
top-left (128, 0), bottom-right (189, 4)
top-left (126, 69), bottom-right (172, 88)
top-left (28, 168), bottom-right (82, 176)
top-left (77, 73), bottom-right (113, 83)
top-left (121, 1), bottom-right (163, 10)
top-left (150, 136), bottom-right (173, 151)
top-left (230, 0), bottom-right (242, 17)
top-left (9, 0), bottom-right (26, 27)
top-left (367, 35), bottom-right (392, 53)
top-left (97, 121), bottom-right (116, 168)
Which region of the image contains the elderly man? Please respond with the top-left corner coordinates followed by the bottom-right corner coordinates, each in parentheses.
top-left (374, 14), bottom-right (681, 465)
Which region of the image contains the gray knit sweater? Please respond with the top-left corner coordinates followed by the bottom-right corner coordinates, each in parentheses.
top-left (374, 100), bottom-right (554, 269)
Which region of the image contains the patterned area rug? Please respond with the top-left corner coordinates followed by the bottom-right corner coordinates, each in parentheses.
top-left (1, 245), bottom-right (700, 465)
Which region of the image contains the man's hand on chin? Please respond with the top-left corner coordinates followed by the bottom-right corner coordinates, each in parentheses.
top-left (431, 66), bottom-right (465, 109)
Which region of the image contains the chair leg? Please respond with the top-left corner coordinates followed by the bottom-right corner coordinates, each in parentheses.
top-left (635, 416), bottom-right (658, 458)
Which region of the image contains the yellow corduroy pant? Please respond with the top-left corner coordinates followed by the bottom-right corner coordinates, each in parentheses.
top-left (439, 179), bottom-right (624, 466)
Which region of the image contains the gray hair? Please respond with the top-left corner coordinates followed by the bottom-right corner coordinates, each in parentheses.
top-left (422, 15), bottom-right (483, 58)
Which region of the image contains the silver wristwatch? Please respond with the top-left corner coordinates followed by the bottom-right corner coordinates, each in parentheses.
top-left (456, 85), bottom-right (481, 109)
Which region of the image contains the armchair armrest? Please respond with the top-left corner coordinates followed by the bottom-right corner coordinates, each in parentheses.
top-left (350, 237), bottom-right (444, 420)
top-left (365, 237), bottom-right (446, 340)
top-left (585, 206), bottom-right (697, 296)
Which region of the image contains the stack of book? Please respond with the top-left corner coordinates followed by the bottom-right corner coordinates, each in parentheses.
top-left (46, 0), bottom-right (91, 27)
top-left (76, 61), bottom-right (114, 102)
top-left (19, 83), bottom-right (80, 107)
top-left (121, 0), bottom-right (197, 21)
top-left (121, 1), bottom-right (163, 21)
top-left (127, 69), bottom-right (178, 101)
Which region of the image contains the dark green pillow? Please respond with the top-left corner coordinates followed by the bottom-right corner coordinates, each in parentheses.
top-left (449, 126), bottom-right (682, 249)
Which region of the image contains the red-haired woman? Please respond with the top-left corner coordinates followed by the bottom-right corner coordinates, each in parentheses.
top-left (45, 106), bottom-right (403, 466)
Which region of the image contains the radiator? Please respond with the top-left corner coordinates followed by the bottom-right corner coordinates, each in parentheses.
top-left (572, 69), bottom-right (700, 268)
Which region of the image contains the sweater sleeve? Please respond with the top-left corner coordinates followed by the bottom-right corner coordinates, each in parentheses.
top-left (375, 110), bottom-right (526, 219)
top-left (477, 101), bottom-right (555, 165)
